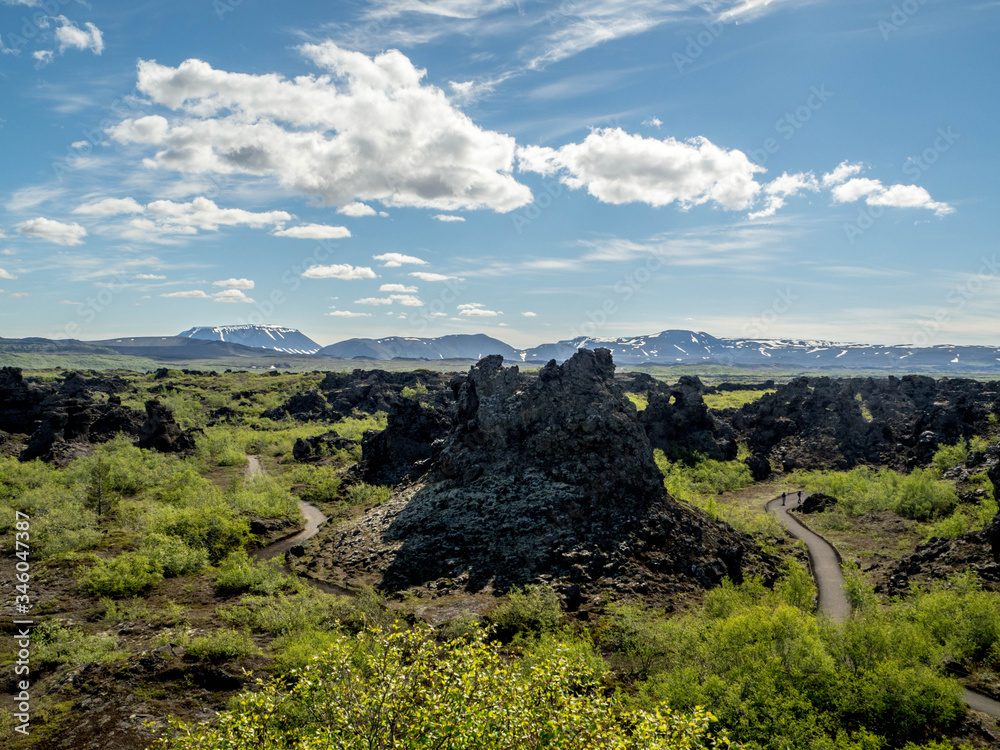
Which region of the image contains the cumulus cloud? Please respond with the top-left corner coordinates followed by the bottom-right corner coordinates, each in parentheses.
top-left (409, 271), bottom-right (457, 281)
top-left (213, 288), bottom-right (254, 303)
top-left (458, 302), bottom-right (501, 316)
top-left (374, 252), bottom-right (427, 267)
top-left (327, 310), bottom-right (372, 317)
top-left (831, 177), bottom-right (953, 217)
top-left (432, 214), bottom-right (465, 222)
top-left (338, 202), bottom-right (377, 217)
top-left (821, 161), bottom-right (863, 187)
top-left (109, 47), bottom-right (532, 213)
top-left (135, 273), bottom-right (165, 280)
top-left (355, 296), bottom-right (394, 305)
top-left (518, 128), bottom-right (763, 210)
top-left (16, 217), bottom-right (87, 246)
top-left (748, 171), bottom-right (820, 220)
top-left (73, 197), bottom-right (145, 216)
top-left (355, 293), bottom-right (423, 306)
top-left (161, 290), bottom-right (210, 298)
top-left (390, 293), bottom-right (422, 306)
top-left (272, 224), bottom-right (351, 239)
top-left (303, 264), bottom-right (377, 280)
top-left (0, 268), bottom-right (16, 279)
top-left (53, 16), bottom-right (104, 55)
top-left (379, 283), bottom-right (418, 292)
top-left (213, 278), bottom-right (254, 289)
top-left (521, 311), bottom-right (537, 317)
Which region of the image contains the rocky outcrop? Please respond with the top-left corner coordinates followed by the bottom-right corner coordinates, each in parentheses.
top-left (301, 351), bottom-right (777, 605)
top-left (292, 432), bottom-right (358, 462)
top-left (729, 376), bottom-right (1000, 471)
top-left (357, 399), bottom-right (452, 486)
top-left (639, 375), bottom-right (737, 461)
top-left (263, 390), bottom-right (332, 421)
top-left (794, 492), bottom-right (838, 514)
top-left (135, 400), bottom-right (197, 454)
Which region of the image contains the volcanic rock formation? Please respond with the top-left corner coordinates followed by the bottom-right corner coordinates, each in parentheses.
top-left (300, 350), bottom-right (776, 605)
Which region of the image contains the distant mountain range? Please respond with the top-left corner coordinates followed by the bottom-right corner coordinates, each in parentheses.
top-left (3, 325), bottom-right (1000, 372)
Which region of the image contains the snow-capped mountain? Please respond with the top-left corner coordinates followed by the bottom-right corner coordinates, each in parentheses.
top-left (178, 325), bottom-right (321, 355)
top-left (318, 334), bottom-right (519, 361)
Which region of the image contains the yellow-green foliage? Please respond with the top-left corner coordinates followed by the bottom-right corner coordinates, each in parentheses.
top-left (80, 550), bottom-right (164, 598)
top-left (791, 466), bottom-right (958, 521)
top-left (654, 450), bottom-right (755, 502)
top-left (400, 382), bottom-right (429, 399)
top-left (603, 566), bottom-right (967, 749)
top-left (626, 392), bottom-right (649, 411)
top-left (487, 583), bottom-right (565, 640)
top-left (343, 481), bottom-right (392, 506)
top-left (34, 620), bottom-right (126, 667)
top-left (703, 390), bottom-right (776, 410)
top-left (154, 626), bottom-right (736, 750)
top-left (932, 436), bottom-right (993, 475)
top-left (218, 591), bottom-right (362, 636)
top-left (213, 549), bottom-right (301, 596)
top-left (186, 629), bottom-right (260, 663)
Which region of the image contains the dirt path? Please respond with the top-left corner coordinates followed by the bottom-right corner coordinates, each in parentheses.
top-left (245, 455), bottom-right (349, 595)
top-left (768, 491), bottom-right (1000, 719)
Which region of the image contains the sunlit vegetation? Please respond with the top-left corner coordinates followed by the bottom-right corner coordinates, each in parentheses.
top-left (626, 392), bottom-right (649, 411)
top-left (702, 389), bottom-right (776, 410)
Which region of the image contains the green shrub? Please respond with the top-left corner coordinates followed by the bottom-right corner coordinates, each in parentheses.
top-left (148, 501), bottom-right (249, 563)
top-left (141, 533), bottom-right (209, 577)
top-left (155, 626), bottom-right (733, 750)
top-left (487, 583), bottom-right (564, 640)
top-left (218, 592), bottom-right (359, 635)
top-left (80, 551), bottom-right (164, 598)
top-left (297, 467), bottom-right (342, 504)
top-left (213, 549), bottom-right (300, 596)
top-left (791, 467), bottom-right (958, 521)
top-left (227, 476), bottom-right (298, 519)
top-left (217, 448), bottom-right (247, 467)
top-left (343, 482), bottom-right (392, 506)
top-left (270, 628), bottom-right (343, 674)
top-left (186, 629), bottom-right (260, 663)
top-left (34, 620), bottom-right (125, 667)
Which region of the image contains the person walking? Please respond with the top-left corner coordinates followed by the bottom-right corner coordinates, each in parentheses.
top-left (797, 490), bottom-right (803, 504)
top-left (781, 491), bottom-right (786, 506)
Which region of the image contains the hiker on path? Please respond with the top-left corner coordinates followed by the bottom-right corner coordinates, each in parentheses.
top-left (782, 491), bottom-right (786, 506)
top-left (797, 490), bottom-right (803, 504)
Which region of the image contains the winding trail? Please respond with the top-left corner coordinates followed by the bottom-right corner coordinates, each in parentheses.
top-left (245, 455), bottom-right (349, 596)
top-left (767, 491), bottom-right (1000, 719)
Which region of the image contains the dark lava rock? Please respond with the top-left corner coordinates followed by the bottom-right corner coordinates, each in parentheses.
top-left (136, 400), bottom-right (197, 454)
top-left (263, 390), bottom-right (332, 421)
top-left (357, 398), bottom-right (453, 486)
top-left (795, 492), bottom-right (838, 514)
top-left (639, 375), bottom-right (737, 461)
top-left (292, 431), bottom-right (357, 462)
top-left (310, 350), bottom-right (777, 599)
top-left (744, 453), bottom-right (773, 481)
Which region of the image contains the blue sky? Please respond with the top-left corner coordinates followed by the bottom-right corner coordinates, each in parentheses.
top-left (1, 0), bottom-right (998, 348)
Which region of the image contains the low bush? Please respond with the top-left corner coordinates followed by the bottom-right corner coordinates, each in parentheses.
top-left (80, 551), bottom-right (164, 598)
top-left (141, 533), bottom-right (209, 577)
top-left (791, 466), bottom-right (958, 521)
top-left (487, 583), bottom-right (564, 640)
top-left (213, 549), bottom-right (300, 596)
top-left (34, 620), bottom-right (126, 667)
top-left (186, 629), bottom-right (260, 663)
top-left (343, 482), bottom-right (392, 506)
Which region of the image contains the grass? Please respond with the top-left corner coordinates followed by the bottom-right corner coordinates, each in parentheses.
top-left (626, 392), bottom-right (649, 411)
top-left (703, 389), bottom-right (776, 410)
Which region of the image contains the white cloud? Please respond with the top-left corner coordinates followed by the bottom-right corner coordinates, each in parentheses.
top-left (303, 264), bottom-right (377, 280)
top-left (374, 252), bottom-right (427, 267)
top-left (110, 48), bottom-right (532, 213)
top-left (53, 16), bottom-right (104, 55)
top-left (16, 217), bottom-right (87, 246)
top-left (135, 273), bottom-right (165, 280)
top-left (73, 197), bottom-right (145, 216)
top-left (458, 302), bottom-right (502, 316)
top-left (409, 271), bottom-right (457, 281)
top-left (213, 288), bottom-right (255, 303)
top-left (379, 283), bottom-right (418, 292)
top-left (0, 268), bottom-right (16, 280)
top-left (831, 177), bottom-right (953, 217)
top-left (748, 171), bottom-right (820, 219)
top-left (213, 278), bottom-right (255, 289)
top-left (643, 117), bottom-right (662, 128)
top-left (390, 293), bottom-right (422, 306)
top-left (161, 290), bottom-right (210, 298)
top-left (821, 161), bottom-right (863, 187)
top-left (33, 50), bottom-right (53, 65)
top-left (432, 214), bottom-right (465, 222)
top-left (338, 202), bottom-right (377, 217)
top-left (327, 310), bottom-right (372, 317)
top-left (272, 224), bottom-right (352, 239)
top-left (521, 311), bottom-right (537, 317)
top-left (518, 128), bottom-right (763, 210)
top-left (355, 296), bottom-right (394, 305)
top-left (10, 292), bottom-right (28, 298)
